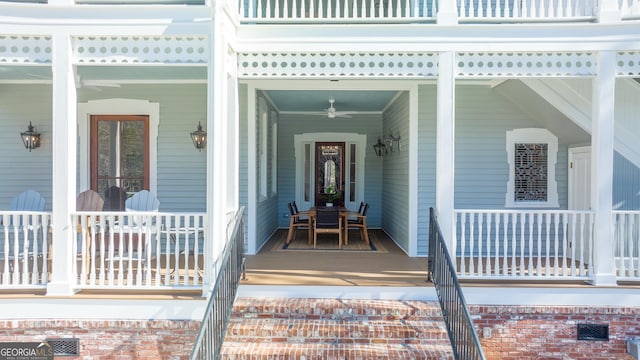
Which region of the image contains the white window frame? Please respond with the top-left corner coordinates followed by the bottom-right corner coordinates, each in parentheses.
top-left (505, 128), bottom-right (559, 208)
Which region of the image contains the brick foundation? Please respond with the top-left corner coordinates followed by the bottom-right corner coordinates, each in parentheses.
top-left (470, 305), bottom-right (640, 360)
top-left (0, 320), bottom-right (200, 359)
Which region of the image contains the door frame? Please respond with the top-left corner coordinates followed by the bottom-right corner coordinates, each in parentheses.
top-left (78, 99), bottom-right (159, 194)
top-left (294, 133), bottom-right (367, 212)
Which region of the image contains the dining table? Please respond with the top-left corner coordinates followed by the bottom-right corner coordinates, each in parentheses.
top-left (305, 206), bottom-right (358, 246)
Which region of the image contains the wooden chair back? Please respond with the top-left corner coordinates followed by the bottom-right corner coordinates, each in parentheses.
top-left (103, 186), bottom-right (127, 211)
top-left (125, 190), bottom-right (160, 212)
top-left (76, 190), bottom-right (104, 212)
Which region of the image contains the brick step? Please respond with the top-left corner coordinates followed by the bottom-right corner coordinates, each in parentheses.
top-left (224, 318), bottom-right (449, 344)
top-left (221, 297), bottom-right (454, 359)
top-left (229, 297), bottom-right (446, 321)
top-left (220, 342), bottom-right (455, 359)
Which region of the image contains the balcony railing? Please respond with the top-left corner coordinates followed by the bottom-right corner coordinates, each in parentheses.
top-left (239, 0), bottom-right (605, 22)
top-left (454, 209), bottom-right (595, 280)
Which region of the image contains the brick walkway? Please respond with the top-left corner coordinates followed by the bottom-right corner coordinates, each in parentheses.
top-left (221, 297), bottom-right (454, 359)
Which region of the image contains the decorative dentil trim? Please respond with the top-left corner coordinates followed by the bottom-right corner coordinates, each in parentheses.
top-left (73, 36), bottom-right (209, 64)
top-left (0, 35), bottom-right (52, 64)
top-left (238, 52), bottom-right (439, 78)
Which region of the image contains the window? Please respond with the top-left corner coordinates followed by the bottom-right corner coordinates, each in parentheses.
top-left (505, 128), bottom-right (559, 208)
top-left (90, 115), bottom-right (150, 196)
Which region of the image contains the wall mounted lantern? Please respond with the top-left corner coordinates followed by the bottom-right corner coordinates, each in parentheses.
top-left (384, 133), bottom-right (401, 153)
top-left (190, 122), bottom-right (207, 151)
top-left (372, 137), bottom-right (387, 158)
top-left (20, 122), bottom-right (41, 152)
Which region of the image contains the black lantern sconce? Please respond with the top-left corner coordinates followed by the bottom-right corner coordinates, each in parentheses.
top-left (20, 122), bottom-right (41, 152)
top-left (190, 122), bottom-right (207, 151)
top-left (372, 137), bottom-right (387, 158)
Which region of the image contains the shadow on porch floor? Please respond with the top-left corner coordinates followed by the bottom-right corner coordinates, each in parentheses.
top-left (242, 229), bottom-right (429, 287)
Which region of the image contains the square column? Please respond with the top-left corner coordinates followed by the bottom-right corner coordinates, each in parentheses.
top-left (47, 34), bottom-right (77, 296)
top-left (589, 51), bottom-right (617, 286)
top-left (436, 51), bottom-right (456, 259)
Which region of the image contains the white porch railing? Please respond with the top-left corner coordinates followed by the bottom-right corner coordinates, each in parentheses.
top-left (239, 0), bottom-right (437, 22)
top-left (238, 0), bottom-right (603, 22)
top-left (72, 212), bottom-right (206, 290)
top-left (613, 211), bottom-right (640, 281)
top-left (454, 209), bottom-right (594, 280)
top-left (458, 0), bottom-right (596, 21)
top-left (0, 212), bottom-right (52, 287)
top-left (621, 0), bottom-right (640, 18)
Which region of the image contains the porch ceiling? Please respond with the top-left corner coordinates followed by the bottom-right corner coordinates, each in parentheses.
top-left (264, 90), bottom-right (398, 114)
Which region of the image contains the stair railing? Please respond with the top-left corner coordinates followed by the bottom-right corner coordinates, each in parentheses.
top-left (190, 207), bottom-right (245, 360)
top-left (428, 207), bottom-right (486, 360)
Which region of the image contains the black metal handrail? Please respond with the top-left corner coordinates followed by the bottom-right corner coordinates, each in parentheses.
top-left (428, 207), bottom-right (486, 360)
top-left (190, 207), bottom-right (245, 360)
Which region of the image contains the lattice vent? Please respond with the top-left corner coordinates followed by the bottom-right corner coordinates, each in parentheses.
top-left (46, 338), bottom-right (80, 356)
top-left (577, 324), bottom-right (609, 341)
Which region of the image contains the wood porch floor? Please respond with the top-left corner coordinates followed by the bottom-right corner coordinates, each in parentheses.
top-left (241, 229), bottom-right (429, 287)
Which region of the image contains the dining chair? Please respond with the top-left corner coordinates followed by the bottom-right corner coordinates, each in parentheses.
top-left (286, 202), bottom-right (308, 244)
top-left (291, 201), bottom-right (309, 222)
top-left (347, 202), bottom-right (370, 245)
top-left (313, 207), bottom-right (342, 249)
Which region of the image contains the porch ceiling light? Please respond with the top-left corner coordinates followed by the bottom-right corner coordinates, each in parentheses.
top-left (190, 122), bottom-right (207, 151)
top-left (373, 137), bottom-right (386, 158)
top-left (20, 122), bottom-right (40, 152)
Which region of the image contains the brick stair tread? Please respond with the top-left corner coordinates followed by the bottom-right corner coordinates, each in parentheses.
top-left (220, 342), bottom-right (455, 359)
top-left (224, 318), bottom-right (449, 343)
top-left (231, 298), bottom-right (444, 320)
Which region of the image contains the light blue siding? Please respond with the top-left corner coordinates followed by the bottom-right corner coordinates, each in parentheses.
top-left (0, 85), bottom-right (53, 210)
top-left (277, 113), bottom-right (384, 229)
top-left (417, 85), bottom-right (437, 256)
top-left (381, 92), bottom-right (410, 252)
top-left (455, 85), bottom-right (569, 210)
top-left (614, 151), bottom-right (640, 210)
top-left (79, 84), bottom-right (208, 212)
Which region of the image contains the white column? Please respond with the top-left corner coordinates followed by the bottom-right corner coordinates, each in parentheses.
top-left (598, 0), bottom-right (621, 23)
top-left (589, 51), bottom-right (617, 286)
top-left (436, 0), bottom-right (458, 24)
top-left (436, 51), bottom-right (456, 259)
top-left (47, 34), bottom-right (77, 296)
top-left (204, 11), bottom-right (229, 294)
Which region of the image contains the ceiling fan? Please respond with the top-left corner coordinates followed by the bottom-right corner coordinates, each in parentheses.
top-left (310, 98), bottom-right (357, 118)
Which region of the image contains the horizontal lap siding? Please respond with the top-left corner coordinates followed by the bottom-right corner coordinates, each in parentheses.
top-left (382, 92), bottom-right (410, 252)
top-left (455, 85), bottom-right (568, 210)
top-left (277, 113), bottom-right (384, 229)
top-left (79, 84), bottom-right (207, 212)
top-left (0, 85), bottom-right (53, 210)
top-left (417, 85), bottom-right (436, 256)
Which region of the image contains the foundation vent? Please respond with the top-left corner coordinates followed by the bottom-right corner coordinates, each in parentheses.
top-left (577, 324), bottom-right (609, 341)
top-left (46, 338), bottom-right (80, 356)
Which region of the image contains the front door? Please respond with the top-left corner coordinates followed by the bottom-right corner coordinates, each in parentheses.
top-left (315, 142), bottom-right (345, 207)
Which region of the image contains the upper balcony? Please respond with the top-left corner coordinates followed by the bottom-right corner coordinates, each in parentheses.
top-left (1, 0), bottom-right (639, 24)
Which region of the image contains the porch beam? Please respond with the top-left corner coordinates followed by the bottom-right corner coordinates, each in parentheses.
top-left (436, 51), bottom-right (455, 259)
top-left (589, 50), bottom-right (617, 286)
top-left (47, 33), bottom-right (77, 296)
